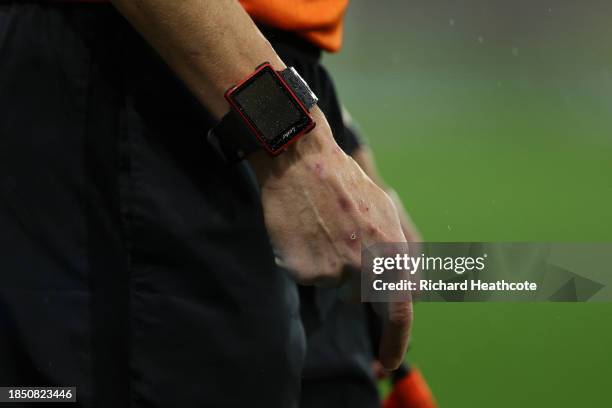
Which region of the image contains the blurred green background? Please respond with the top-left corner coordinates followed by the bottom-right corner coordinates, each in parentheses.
top-left (324, 0), bottom-right (612, 406)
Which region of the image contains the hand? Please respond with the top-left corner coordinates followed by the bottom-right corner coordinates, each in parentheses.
top-left (249, 108), bottom-right (412, 369)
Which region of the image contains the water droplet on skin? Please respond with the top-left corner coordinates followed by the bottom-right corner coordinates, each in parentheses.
top-left (347, 232), bottom-right (361, 249)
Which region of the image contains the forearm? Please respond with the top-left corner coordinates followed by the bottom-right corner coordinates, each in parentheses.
top-left (110, 0), bottom-right (284, 118)
top-left (111, 0), bottom-right (337, 177)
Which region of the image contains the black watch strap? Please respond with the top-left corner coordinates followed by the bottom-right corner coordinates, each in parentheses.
top-left (207, 109), bottom-right (260, 161)
top-left (208, 66), bottom-right (318, 162)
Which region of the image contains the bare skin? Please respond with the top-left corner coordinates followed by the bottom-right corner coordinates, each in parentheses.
top-left (352, 146), bottom-right (422, 243)
top-left (111, 0), bottom-right (412, 369)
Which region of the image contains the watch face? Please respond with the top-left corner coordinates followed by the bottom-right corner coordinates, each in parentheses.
top-left (226, 64), bottom-right (314, 154)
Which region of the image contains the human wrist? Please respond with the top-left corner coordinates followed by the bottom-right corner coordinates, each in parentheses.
top-left (248, 107), bottom-right (341, 186)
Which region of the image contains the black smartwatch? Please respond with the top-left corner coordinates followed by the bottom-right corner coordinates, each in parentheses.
top-left (208, 62), bottom-right (318, 161)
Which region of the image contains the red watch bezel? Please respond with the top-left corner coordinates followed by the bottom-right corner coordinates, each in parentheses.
top-left (224, 62), bottom-right (316, 156)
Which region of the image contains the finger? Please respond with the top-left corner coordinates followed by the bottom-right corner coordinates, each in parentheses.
top-left (378, 299), bottom-right (413, 370)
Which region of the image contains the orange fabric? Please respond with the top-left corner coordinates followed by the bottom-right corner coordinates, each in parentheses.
top-left (65, 0), bottom-right (348, 52)
top-left (383, 369), bottom-right (438, 408)
top-left (239, 0), bottom-right (349, 52)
